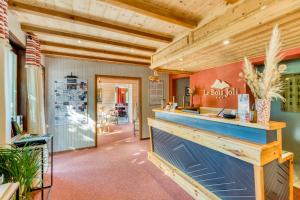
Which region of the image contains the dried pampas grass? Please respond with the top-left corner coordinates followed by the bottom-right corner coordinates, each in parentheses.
top-left (240, 25), bottom-right (286, 101)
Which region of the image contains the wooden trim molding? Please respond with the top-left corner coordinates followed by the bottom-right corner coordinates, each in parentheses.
top-left (42, 50), bottom-right (150, 67)
top-left (9, 0), bottom-right (173, 43)
top-left (21, 23), bottom-right (157, 53)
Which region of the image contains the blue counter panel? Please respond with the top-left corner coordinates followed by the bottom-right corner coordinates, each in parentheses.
top-left (152, 127), bottom-right (256, 200)
top-left (155, 112), bottom-right (277, 144)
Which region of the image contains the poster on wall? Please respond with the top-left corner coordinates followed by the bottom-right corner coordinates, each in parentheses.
top-left (54, 78), bottom-right (88, 126)
top-left (149, 80), bottom-right (164, 105)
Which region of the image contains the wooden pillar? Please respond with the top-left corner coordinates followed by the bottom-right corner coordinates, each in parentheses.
top-left (254, 165), bottom-right (265, 200)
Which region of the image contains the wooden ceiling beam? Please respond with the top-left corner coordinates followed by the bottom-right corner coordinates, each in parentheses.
top-left (21, 23), bottom-right (157, 53)
top-left (155, 68), bottom-right (193, 75)
top-left (8, 0), bottom-right (173, 43)
top-left (99, 0), bottom-right (198, 29)
top-left (41, 50), bottom-right (150, 67)
top-left (224, 0), bottom-right (239, 4)
top-left (40, 40), bottom-right (150, 60)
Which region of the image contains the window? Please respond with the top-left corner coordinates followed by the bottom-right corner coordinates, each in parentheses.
top-left (8, 50), bottom-right (17, 120)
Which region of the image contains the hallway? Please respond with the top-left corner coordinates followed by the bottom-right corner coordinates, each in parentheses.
top-left (48, 125), bottom-right (192, 200)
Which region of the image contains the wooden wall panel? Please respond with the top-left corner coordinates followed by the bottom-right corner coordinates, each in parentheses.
top-left (45, 57), bottom-right (169, 152)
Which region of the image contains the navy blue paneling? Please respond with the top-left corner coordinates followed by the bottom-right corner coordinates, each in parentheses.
top-left (152, 127), bottom-right (256, 200)
top-left (155, 112), bottom-right (276, 144)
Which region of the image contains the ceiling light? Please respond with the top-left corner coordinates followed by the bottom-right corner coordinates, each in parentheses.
top-left (130, 49), bottom-right (135, 53)
top-left (260, 5), bottom-right (267, 10)
top-left (179, 58), bottom-right (184, 61)
top-left (223, 40), bottom-right (230, 45)
top-left (77, 40), bottom-right (81, 44)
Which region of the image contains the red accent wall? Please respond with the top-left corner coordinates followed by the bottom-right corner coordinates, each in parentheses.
top-left (169, 47), bottom-right (300, 109)
top-left (190, 62), bottom-right (246, 109)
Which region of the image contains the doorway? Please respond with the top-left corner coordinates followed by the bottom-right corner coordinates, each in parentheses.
top-left (175, 77), bottom-right (190, 107)
top-left (95, 75), bottom-right (142, 147)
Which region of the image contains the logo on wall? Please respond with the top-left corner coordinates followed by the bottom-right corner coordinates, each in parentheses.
top-left (204, 79), bottom-right (238, 99)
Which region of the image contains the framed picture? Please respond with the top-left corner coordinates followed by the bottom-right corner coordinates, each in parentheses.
top-left (185, 87), bottom-right (190, 96)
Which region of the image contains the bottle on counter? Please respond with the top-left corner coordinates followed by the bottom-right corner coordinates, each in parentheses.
top-left (250, 103), bottom-right (257, 123)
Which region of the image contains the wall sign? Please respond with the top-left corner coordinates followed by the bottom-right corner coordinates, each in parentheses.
top-left (54, 78), bottom-right (88, 126)
top-left (149, 80), bottom-right (164, 105)
top-left (204, 79), bottom-right (239, 99)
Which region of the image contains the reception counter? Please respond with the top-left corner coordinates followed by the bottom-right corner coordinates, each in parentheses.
top-left (148, 109), bottom-right (294, 200)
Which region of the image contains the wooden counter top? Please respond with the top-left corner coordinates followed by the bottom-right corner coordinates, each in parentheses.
top-left (153, 108), bottom-right (286, 131)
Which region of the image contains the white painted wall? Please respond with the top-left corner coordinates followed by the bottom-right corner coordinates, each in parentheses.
top-left (45, 57), bottom-right (168, 152)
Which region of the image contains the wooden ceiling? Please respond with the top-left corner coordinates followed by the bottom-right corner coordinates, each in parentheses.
top-left (151, 0), bottom-right (300, 72)
top-left (8, 0), bottom-right (240, 67)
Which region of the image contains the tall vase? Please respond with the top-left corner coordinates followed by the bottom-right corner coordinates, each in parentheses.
top-left (255, 99), bottom-right (271, 124)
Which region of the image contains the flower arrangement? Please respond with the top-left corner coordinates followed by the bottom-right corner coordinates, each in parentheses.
top-left (239, 25), bottom-right (287, 123)
top-left (239, 25), bottom-right (286, 101)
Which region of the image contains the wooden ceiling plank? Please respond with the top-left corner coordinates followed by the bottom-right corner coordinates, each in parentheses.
top-left (162, 15), bottom-right (300, 71)
top-left (21, 23), bottom-right (157, 53)
top-left (8, 0), bottom-right (173, 43)
top-left (99, 0), bottom-right (198, 29)
top-left (40, 40), bottom-right (150, 60)
top-left (42, 50), bottom-right (150, 67)
top-left (173, 37), bottom-right (300, 72)
top-left (182, 12), bottom-right (300, 68)
top-left (150, 0), bottom-right (300, 70)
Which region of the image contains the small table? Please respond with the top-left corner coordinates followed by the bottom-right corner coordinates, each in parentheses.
top-left (0, 183), bottom-right (20, 200)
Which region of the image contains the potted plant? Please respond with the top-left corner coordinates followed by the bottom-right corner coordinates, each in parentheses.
top-left (240, 25), bottom-right (286, 124)
top-left (0, 145), bottom-right (41, 200)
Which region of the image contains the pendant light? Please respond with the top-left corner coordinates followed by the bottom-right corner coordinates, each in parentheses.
top-left (148, 70), bottom-right (160, 82)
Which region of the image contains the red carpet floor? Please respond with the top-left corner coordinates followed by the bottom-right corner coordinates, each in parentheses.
top-left (46, 124), bottom-right (192, 200)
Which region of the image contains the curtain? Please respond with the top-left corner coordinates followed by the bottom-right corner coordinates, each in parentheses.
top-left (25, 34), bottom-right (46, 135)
top-left (25, 34), bottom-right (48, 172)
top-left (0, 0), bottom-right (11, 146)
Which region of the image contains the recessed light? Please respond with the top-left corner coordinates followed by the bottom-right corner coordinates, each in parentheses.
top-left (260, 5), bottom-right (267, 10)
top-left (77, 40), bottom-right (81, 44)
top-left (179, 58), bottom-right (184, 61)
top-left (130, 49), bottom-right (135, 53)
top-left (223, 40), bottom-right (230, 45)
